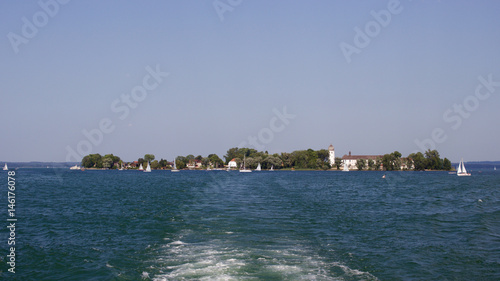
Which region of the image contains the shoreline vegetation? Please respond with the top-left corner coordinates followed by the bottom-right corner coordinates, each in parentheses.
top-left (79, 147), bottom-right (453, 171)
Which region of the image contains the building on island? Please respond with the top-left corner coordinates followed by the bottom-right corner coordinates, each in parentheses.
top-left (228, 158), bottom-right (238, 169)
top-left (341, 151), bottom-right (383, 170)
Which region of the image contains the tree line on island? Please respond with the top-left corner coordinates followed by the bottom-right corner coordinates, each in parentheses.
top-left (80, 147), bottom-right (452, 171)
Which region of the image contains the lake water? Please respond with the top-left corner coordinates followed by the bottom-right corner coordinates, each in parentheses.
top-left (1, 168), bottom-right (499, 280)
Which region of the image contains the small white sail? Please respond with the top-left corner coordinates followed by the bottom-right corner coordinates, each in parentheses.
top-left (255, 163), bottom-right (261, 171)
top-left (3, 163), bottom-right (8, 171)
top-left (144, 162), bottom-right (151, 172)
top-left (171, 158), bottom-right (179, 172)
top-left (138, 163), bottom-right (144, 171)
top-left (343, 162), bottom-right (349, 172)
top-left (270, 165), bottom-right (274, 171)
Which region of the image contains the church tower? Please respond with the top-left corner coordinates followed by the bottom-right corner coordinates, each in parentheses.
top-left (328, 144), bottom-right (335, 167)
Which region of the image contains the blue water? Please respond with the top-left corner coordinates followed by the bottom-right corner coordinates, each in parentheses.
top-left (1, 169), bottom-right (500, 280)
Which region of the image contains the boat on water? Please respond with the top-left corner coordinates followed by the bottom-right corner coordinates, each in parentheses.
top-left (255, 163), bottom-right (261, 171)
top-left (3, 163), bottom-right (8, 170)
top-left (138, 163), bottom-right (144, 171)
top-left (144, 162), bottom-right (151, 172)
top-left (342, 162), bottom-right (349, 172)
top-left (240, 156), bottom-right (252, 173)
top-left (171, 158), bottom-right (179, 172)
top-left (69, 165), bottom-right (81, 170)
top-left (270, 165), bottom-right (274, 171)
top-left (457, 158), bottom-right (471, 176)
top-left (495, 166), bottom-right (497, 171)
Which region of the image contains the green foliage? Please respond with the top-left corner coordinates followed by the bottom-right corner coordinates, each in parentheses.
top-left (367, 159), bottom-right (375, 170)
top-left (264, 155), bottom-right (281, 169)
top-left (356, 159), bottom-right (366, 170)
top-left (159, 159), bottom-right (168, 168)
top-left (144, 154), bottom-right (155, 163)
top-left (382, 151), bottom-right (402, 171)
top-left (208, 154), bottom-right (224, 168)
top-left (334, 157), bottom-right (342, 169)
top-left (176, 156), bottom-right (187, 169)
top-left (443, 158), bottom-right (452, 171)
top-left (81, 153), bottom-right (103, 168)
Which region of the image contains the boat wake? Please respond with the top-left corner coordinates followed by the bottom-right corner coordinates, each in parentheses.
top-left (148, 234), bottom-right (377, 280)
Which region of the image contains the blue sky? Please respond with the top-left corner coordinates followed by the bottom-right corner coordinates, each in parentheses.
top-left (1, 0), bottom-right (499, 162)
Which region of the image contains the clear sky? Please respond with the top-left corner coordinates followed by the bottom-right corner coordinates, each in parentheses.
top-left (1, 0), bottom-right (499, 163)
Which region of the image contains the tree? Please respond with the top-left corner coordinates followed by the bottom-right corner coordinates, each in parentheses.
top-left (144, 154), bottom-right (155, 163)
top-left (102, 157), bottom-right (113, 169)
top-left (408, 152), bottom-right (426, 171)
top-left (281, 153), bottom-right (292, 168)
top-left (334, 157), bottom-right (342, 170)
top-left (208, 154), bottom-right (224, 168)
top-left (367, 159), bottom-right (375, 170)
top-left (316, 149), bottom-right (330, 163)
top-left (443, 158), bottom-right (452, 171)
top-left (151, 160), bottom-right (160, 169)
top-left (138, 158), bottom-right (145, 166)
top-left (82, 153), bottom-right (103, 168)
top-left (356, 159), bottom-right (366, 170)
top-left (176, 156), bottom-right (187, 169)
top-left (425, 149), bottom-right (442, 170)
top-left (382, 151), bottom-right (402, 171)
top-left (159, 159), bottom-right (168, 168)
top-left (264, 155), bottom-right (281, 170)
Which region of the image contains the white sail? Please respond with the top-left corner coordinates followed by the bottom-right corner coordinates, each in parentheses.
top-left (255, 163), bottom-right (261, 171)
top-left (144, 162), bottom-right (151, 172)
top-left (270, 165), bottom-right (274, 171)
top-left (343, 162), bottom-right (349, 172)
top-left (3, 163), bottom-right (8, 170)
top-left (171, 158), bottom-right (179, 172)
top-left (457, 161), bottom-right (463, 174)
top-left (457, 158), bottom-right (471, 176)
top-left (138, 163), bottom-right (144, 171)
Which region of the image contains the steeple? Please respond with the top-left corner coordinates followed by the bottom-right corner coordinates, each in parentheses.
top-left (328, 144), bottom-right (335, 167)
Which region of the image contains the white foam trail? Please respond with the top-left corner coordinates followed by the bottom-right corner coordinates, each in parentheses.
top-left (151, 236), bottom-right (378, 280)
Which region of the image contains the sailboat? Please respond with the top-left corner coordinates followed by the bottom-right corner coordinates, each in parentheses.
top-left (171, 158), bottom-right (179, 172)
top-left (240, 156), bottom-right (252, 173)
top-left (69, 165), bottom-right (81, 170)
top-left (255, 163), bottom-right (261, 171)
top-left (457, 158), bottom-right (471, 176)
top-left (3, 163), bottom-right (8, 171)
top-left (270, 165), bottom-right (274, 171)
top-left (144, 162), bottom-right (151, 173)
top-left (342, 162), bottom-right (349, 172)
top-left (138, 163), bottom-right (144, 171)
